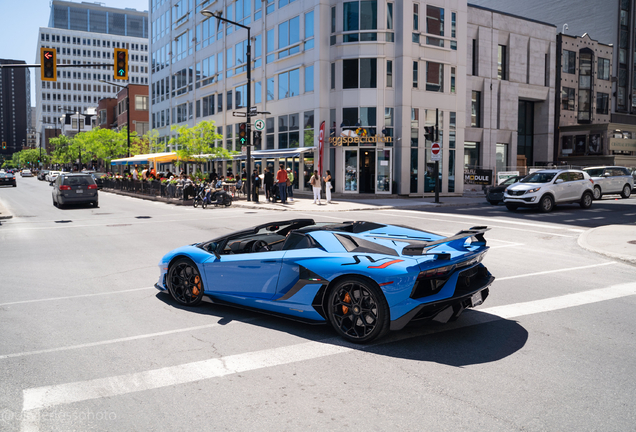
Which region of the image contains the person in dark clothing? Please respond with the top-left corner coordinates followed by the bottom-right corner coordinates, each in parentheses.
top-left (263, 168), bottom-right (274, 201)
top-left (251, 169), bottom-right (261, 202)
top-left (209, 170), bottom-right (218, 184)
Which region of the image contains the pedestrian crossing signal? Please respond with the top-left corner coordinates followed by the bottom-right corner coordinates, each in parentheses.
top-left (114, 48), bottom-right (128, 80)
top-left (41, 48), bottom-right (57, 82)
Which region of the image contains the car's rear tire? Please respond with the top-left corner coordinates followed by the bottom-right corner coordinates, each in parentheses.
top-left (52, 197), bottom-right (57, 207)
top-left (326, 277), bottom-right (389, 343)
top-left (580, 191), bottom-right (593, 209)
top-left (505, 203), bottom-right (518, 211)
top-left (620, 184), bottom-right (632, 199)
top-left (593, 186), bottom-right (602, 200)
top-left (167, 258), bottom-right (204, 306)
top-left (539, 195), bottom-right (554, 213)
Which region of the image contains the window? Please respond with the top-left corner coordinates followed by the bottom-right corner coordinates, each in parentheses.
top-left (413, 61), bottom-right (418, 88)
top-left (330, 6), bottom-right (336, 45)
top-left (472, 39), bottom-right (478, 76)
top-left (451, 67), bottom-right (456, 93)
top-left (426, 62), bottom-right (443, 92)
top-left (278, 113), bottom-right (300, 148)
top-left (343, 58), bottom-right (377, 89)
top-left (412, 4), bottom-right (420, 43)
top-left (255, 81), bottom-right (262, 104)
top-left (303, 111), bottom-right (314, 147)
top-left (266, 28), bottom-right (275, 63)
top-left (135, 95), bottom-right (148, 111)
top-left (278, 69), bottom-right (300, 99)
top-left (343, 1), bottom-right (378, 42)
top-left (496, 143), bottom-right (508, 173)
top-left (563, 50), bottom-right (576, 74)
top-left (387, 3), bottom-right (394, 42)
top-left (305, 11), bottom-right (314, 50)
top-left (235, 84), bottom-right (247, 108)
top-left (305, 66), bottom-right (314, 92)
top-left (426, 5), bottom-right (444, 47)
top-left (451, 12), bottom-right (457, 50)
top-left (464, 142), bottom-right (480, 168)
top-left (598, 58), bottom-right (610, 80)
top-left (387, 60), bottom-right (393, 88)
top-left (384, 108), bottom-right (394, 141)
top-left (471, 91), bottom-right (481, 127)
top-left (562, 87), bottom-right (575, 111)
top-left (596, 92), bottom-right (609, 114)
top-left (202, 94), bottom-right (214, 117)
top-left (267, 77), bottom-right (275, 100)
top-left (578, 52), bottom-right (592, 121)
top-left (278, 16), bottom-right (300, 58)
top-left (498, 45), bottom-right (507, 80)
top-left (331, 63), bottom-right (336, 89)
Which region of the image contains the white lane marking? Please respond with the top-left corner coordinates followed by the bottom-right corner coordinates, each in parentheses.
top-left (494, 262), bottom-right (616, 281)
top-left (0, 287), bottom-right (155, 307)
top-left (393, 209), bottom-right (568, 230)
top-left (488, 243), bottom-right (524, 250)
top-left (480, 282), bottom-right (636, 319)
top-left (568, 228), bottom-right (585, 232)
top-left (382, 211), bottom-right (576, 238)
top-left (20, 281), bottom-right (636, 416)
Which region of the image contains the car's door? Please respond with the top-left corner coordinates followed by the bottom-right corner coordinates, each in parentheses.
top-left (552, 172), bottom-right (572, 202)
top-left (202, 242), bottom-right (285, 299)
top-left (569, 171), bottom-right (588, 199)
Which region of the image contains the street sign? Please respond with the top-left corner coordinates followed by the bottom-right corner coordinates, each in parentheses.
top-left (232, 111), bottom-right (247, 117)
top-left (431, 142), bottom-right (441, 161)
top-left (254, 119), bottom-right (265, 131)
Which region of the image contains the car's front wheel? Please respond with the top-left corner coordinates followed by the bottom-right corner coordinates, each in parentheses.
top-left (326, 277), bottom-right (389, 343)
top-left (620, 184), bottom-right (632, 199)
top-left (539, 195), bottom-right (554, 213)
top-left (167, 258), bottom-right (204, 306)
top-left (580, 191), bottom-right (593, 209)
top-left (593, 186), bottom-right (602, 200)
top-left (505, 203), bottom-right (518, 211)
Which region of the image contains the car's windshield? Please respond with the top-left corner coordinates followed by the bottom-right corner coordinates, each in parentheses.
top-left (521, 172), bottom-right (557, 183)
top-left (583, 168), bottom-right (604, 177)
top-left (501, 176), bottom-right (520, 186)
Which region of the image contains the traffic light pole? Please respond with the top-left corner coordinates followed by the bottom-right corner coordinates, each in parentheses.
top-left (434, 108), bottom-right (440, 204)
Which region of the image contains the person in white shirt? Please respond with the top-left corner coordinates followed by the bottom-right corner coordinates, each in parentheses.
top-left (310, 170), bottom-right (322, 204)
top-left (324, 170), bottom-right (332, 203)
top-left (131, 165), bottom-right (138, 180)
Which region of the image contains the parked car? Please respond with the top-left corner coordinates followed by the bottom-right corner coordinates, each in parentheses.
top-left (156, 219), bottom-right (495, 343)
top-left (90, 172), bottom-right (108, 189)
top-left (20, 169), bottom-right (33, 177)
top-left (46, 171), bottom-right (61, 182)
top-left (37, 170), bottom-right (50, 181)
top-left (582, 166), bottom-right (634, 199)
top-left (503, 169), bottom-right (594, 213)
top-left (0, 172), bottom-right (17, 187)
top-left (486, 175), bottom-right (524, 205)
top-left (52, 173), bottom-right (99, 208)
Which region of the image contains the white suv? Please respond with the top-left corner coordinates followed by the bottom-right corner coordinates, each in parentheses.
top-left (503, 169), bottom-right (594, 213)
top-left (582, 166), bottom-right (633, 199)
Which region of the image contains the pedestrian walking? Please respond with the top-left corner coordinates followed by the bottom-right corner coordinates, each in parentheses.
top-left (276, 164), bottom-right (288, 204)
top-left (310, 170), bottom-right (322, 204)
top-left (251, 169), bottom-right (261, 202)
top-left (264, 168), bottom-right (274, 201)
top-left (325, 170), bottom-right (332, 203)
top-left (286, 168), bottom-right (294, 201)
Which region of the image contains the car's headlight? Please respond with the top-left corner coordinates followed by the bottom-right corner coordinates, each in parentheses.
top-left (526, 187), bottom-right (541, 194)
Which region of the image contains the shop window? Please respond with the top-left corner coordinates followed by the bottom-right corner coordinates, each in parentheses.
top-left (464, 142), bottom-right (480, 168)
top-left (562, 87), bottom-right (575, 111)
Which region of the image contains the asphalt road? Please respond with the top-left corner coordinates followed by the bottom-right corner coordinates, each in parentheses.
top-left (1, 176), bottom-right (635, 432)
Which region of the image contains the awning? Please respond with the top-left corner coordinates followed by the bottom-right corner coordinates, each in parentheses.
top-left (234, 147), bottom-right (316, 160)
top-left (111, 152), bottom-right (177, 165)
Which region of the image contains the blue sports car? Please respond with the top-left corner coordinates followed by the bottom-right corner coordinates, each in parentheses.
top-left (155, 219), bottom-right (494, 343)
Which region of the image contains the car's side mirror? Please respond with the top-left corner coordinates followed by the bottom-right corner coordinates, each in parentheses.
top-left (555, 179), bottom-right (564, 184)
top-left (603, 172), bottom-right (611, 177)
top-left (208, 242), bottom-right (221, 259)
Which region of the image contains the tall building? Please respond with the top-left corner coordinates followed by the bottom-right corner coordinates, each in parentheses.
top-left (35, 0), bottom-right (150, 150)
top-left (150, 0), bottom-right (468, 195)
top-left (469, 0), bottom-right (636, 165)
top-left (0, 59), bottom-right (31, 158)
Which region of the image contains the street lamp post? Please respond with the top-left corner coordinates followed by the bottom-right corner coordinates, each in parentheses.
top-left (201, 9), bottom-right (252, 201)
top-left (100, 80), bottom-right (131, 157)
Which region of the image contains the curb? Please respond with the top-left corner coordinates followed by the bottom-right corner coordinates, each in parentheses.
top-left (0, 199), bottom-right (12, 220)
top-left (578, 226), bottom-right (636, 265)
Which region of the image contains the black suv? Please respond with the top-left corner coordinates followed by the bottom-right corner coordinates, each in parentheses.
top-left (52, 173), bottom-right (99, 208)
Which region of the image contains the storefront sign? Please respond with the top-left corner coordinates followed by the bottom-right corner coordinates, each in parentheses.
top-left (329, 136), bottom-right (393, 146)
top-left (496, 171), bottom-right (519, 184)
top-left (465, 169), bottom-right (493, 185)
top-left (609, 138), bottom-right (636, 152)
top-left (318, 121), bottom-right (325, 174)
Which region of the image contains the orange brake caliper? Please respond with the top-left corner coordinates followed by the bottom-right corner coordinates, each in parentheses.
top-left (342, 293), bottom-right (351, 314)
top-left (193, 275), bottom-right (201, 296)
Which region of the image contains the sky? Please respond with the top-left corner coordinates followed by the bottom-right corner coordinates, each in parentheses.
top-left (0, 0), bottom-right (149, 107)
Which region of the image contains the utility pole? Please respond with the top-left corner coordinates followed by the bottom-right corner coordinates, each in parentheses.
top-left (434, 108), bottom-right (440, 204)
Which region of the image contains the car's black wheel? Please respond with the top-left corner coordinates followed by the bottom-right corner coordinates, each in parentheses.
top-left (580, 191), bottom-right (593, 209)
top-left (620, 184), bottom-right (632, 199)
top-left (52, 197), bottom-right (57, 207)
top-left (593, 186), bottom-right (602, 200)
top-left (539, 195), bottom-right (554, 213)
top-left (487, 199), bottom-right (499, 205)
top-left (327, 277), bottom-right (389, 343)
top-left (167, 258), bottom-right (205, 306)
top-left (505, 203), bottom-right (518, 211)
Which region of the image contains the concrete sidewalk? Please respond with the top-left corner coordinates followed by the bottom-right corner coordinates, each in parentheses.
top-left (578, 225), bottom-right (636, 265)
top-left (0, 198), bottom-right (11, 220)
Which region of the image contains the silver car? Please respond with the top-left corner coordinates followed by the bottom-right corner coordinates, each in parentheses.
top-left (582, 166), bottom-right (633, 199)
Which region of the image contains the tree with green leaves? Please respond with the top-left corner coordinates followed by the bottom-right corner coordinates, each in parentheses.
top-left (168, 121), bottom-right (234, 168)
top-left (49, 135), bottom-right (75, 167)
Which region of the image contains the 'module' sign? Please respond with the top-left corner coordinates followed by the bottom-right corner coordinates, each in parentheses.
top-left (329, 136), bottom-right (393, 146)
top-left (464, 169), bottom-right (493, 185)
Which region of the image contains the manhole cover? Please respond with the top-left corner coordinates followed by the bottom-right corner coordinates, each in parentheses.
top-left (628, 240), bottom-right (636, 245)
top-left (54, 220), bottom-right (73, 224)
top-left (135, 216), bottom-right (152, 219)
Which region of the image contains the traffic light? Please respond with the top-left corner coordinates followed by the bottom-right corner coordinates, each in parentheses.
top-left (424, 126), bottom-right (436, 142)
top-left (253, 131), bottom-right (262, 148)
top-left (41, 47), bottom-right (57, 82)
top-left (238, 123), bottom-right (248, 145)
top-left (1, 142), bottom-right (6, 150)
top-left (114, 48), bottom-right (128, 80)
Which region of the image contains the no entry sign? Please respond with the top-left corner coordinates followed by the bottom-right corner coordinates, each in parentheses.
top-left (431, 142), bottom-right (441, 161)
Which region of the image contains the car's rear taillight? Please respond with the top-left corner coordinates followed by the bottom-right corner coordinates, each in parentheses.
top-left (59, 185), bottom-right (71, 190)
top-left (418, 264), bottom-right (455, 279)
top-left (87, 184), bottom-right (98, 190)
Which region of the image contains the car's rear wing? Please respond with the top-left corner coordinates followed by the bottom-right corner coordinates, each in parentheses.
top-left (401, 226), bottom-right (490, 258)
